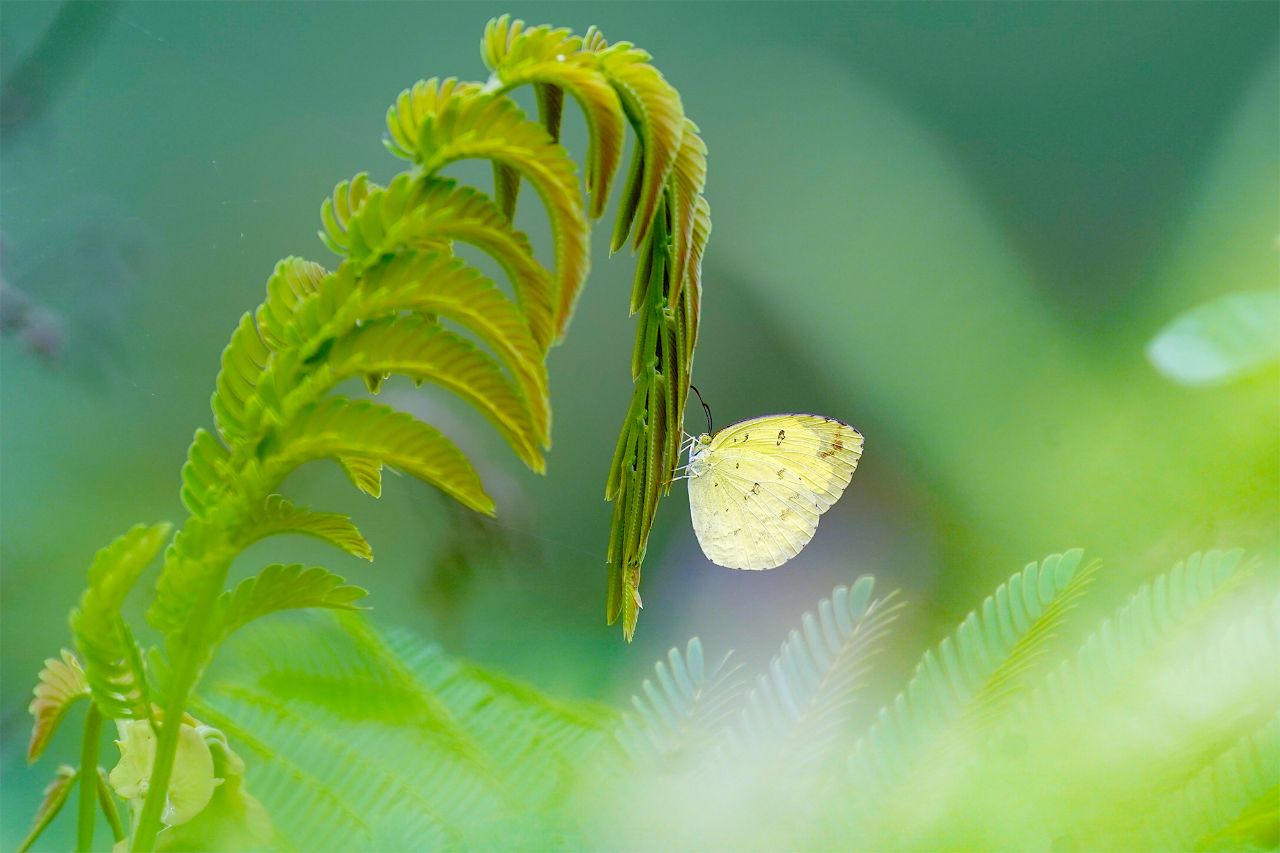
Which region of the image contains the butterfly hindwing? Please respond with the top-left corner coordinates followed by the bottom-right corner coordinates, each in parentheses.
top-left (688, 414), bottom-right (863, 570)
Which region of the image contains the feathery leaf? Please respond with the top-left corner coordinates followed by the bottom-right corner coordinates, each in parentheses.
top-left (27, 650), bottom-right (89, 763)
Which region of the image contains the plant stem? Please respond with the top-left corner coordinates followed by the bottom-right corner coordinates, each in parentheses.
top-left (131, 571), bottom-right (224, 852)
top-left (77, 702), bottom-right (102, 852)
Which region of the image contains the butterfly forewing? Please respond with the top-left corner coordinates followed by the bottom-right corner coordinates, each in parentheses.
top-left (688, 415), bottom-right (863, 570)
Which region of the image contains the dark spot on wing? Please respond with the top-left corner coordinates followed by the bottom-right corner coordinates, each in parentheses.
top-left (752, 483), bottom-right (761, 495)
top-left (776, 429), bottom-right (786, 445)
top-left (777, 468), bottom-right (786, 479)
top-left (735, 463), bottom-right (739, 469)
top-left (780, 508), bottom-right (790, 520)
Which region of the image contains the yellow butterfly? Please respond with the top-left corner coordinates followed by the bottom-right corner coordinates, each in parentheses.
top-left (684, 414), bottom-right (864, 570)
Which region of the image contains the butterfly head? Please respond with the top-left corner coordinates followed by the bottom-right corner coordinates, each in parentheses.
top-left (684, 434), bottom-right (714, 476)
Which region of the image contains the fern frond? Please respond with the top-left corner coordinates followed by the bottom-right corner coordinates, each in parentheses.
top-left (258, 397), bottom-right (494, 514)
top-left (482, 15), bottom-right (626, 219)
top-left (592, 41), bottom-right (685, 252)
top-left (17, 765), bottom-right (77, 853)
top-left (1034, 549), bottom-right (1247, 713)
top-left (356, 253), bottom-right (550, 438)
top-left (1146, 713), bottom-right (1280, 851)
top-left (619, 637), bottom-right (745, 766)
top-left (323, 175), bottom-right (557, 352)
top-left (71, 523), bottom-right (171, 719)
top-left (193, 613), bottom-right (613, 850)
top-left (386, 81), bottom-right (589, 339)
top-left (324, 315), bottom-right (546, 470)
top-left (27, 650), bottom-right (89, 763)
top-left (849, 549), bottom-right (1086, 793)
top-left (238, 494), bottom-right (372, 561)
top-left (739, 577), bottom-right (902, 769)
top-left (214, 564), bottom-right (367, 641)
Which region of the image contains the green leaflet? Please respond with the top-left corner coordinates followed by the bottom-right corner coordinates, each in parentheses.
top-left (260, 397), bottom-right (495, 515)
top-left (324, 316), bottom-right (546, 471)
top-left (322, 175), bottom-right (558, 354)
top-left (17, 765), bottom-right (77, 853)
top-left (619, 637), bottom-right (744, 766)
top-left (26, 650), bottom-right (90, 763)
top-left (70, 523), bottom-right (172, 720)
top-left (214, 565), bottom-right (368, 642)
top-left (239, 495), bottom-right (373, 562)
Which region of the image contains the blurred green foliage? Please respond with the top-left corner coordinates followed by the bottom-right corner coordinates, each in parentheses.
top-left (2, 3), bottom-right (1277, 850)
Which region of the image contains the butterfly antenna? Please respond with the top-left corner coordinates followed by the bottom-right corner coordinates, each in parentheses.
top-left (690, 383), bottom-right (713, 434)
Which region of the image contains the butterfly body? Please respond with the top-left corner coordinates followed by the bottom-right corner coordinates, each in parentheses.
top-left (687, 414), bottom-right (863, 570)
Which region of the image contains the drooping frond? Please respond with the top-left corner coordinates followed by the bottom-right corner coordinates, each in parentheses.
top-left (592, 42), bottom-right (685, 253)
top-left (619, 637), bottom-right (745, 766)
top-left (214, 564), bottom-right (368, 642)
top-left (258, 397), bottom-right (494, 515)
top-left (482, 15), bottom-right (626, 219)
top-left (70, 523), bottom-right (172, 719)
top-left (737, 577), bottom-right (902, 769)
top-left (27, 650), bottom-right (89, 763)
top-left (238, 494), bottom-right (372, 561)
top-left (17, 765), bottom-right (77, 853)
top-left (848, 549), bottom-right (1086, 794)
top-left (385, 80), bottom-right (589, 339)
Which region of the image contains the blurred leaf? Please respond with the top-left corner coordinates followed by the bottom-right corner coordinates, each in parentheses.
top-left (1147, 290), bottom-right (1280, 386)
top-left (27, 649), bottom-right (88, 763)
top-left (17, 765), bottom-right (76, 853)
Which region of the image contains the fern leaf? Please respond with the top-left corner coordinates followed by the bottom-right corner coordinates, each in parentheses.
top-left (71, 523), bottom-right (172, 719)
top-left (211, 311), bottom-right (272, 443)
top-left (27, 650), bottom-right (89, 763)
top-left (323, 174), bottom-right (557, 352)
top-left (260, 397), bottom-right (494, 515)
top-left (739, 577), bottom-right (902, 769)
top-left (849, 549), bottom-right (1086, 792)
top-left (323, 315), bottom-right (546, 470)
top-left (592, 41), bottom-right (685, 252)
top-left (254, 256), bottom-right (329, 350)
top-left (17, 765), bottom-right (77, 853)
top-left (215, 564), bottom-right (367, 641)
top-left (387, 82), bottom-right (589, 339)
top-left (667, 118), bottom-right (709, 310)
top-left (619, 637), bottom-right (745, 765)
top-left (194, 614), bottom-right (508, 850)
top-left (338, 455), bottom-right (382, 498)
top-left (1034, 549), bottom-right (1247, 713)
top-left (483, 15), bottom-right (626, 219)
top-left (1147, 714), bottom-right (1280, 850)
top-left (358, 252), bottom-right (550, 437)
top-left (239, 494), bottom-right (372, 561)
top-left (179, 428), bottom-right (233, 517)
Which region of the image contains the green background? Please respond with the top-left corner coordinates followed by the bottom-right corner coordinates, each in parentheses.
top-left (2, 3), bottom-right (1276, 846)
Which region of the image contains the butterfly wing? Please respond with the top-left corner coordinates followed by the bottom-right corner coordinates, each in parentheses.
top-left (688, 415), bottom-right (863, 570)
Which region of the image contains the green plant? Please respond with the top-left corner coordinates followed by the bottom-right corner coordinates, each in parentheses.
top-left (21, 16), bottom-right (707, 851)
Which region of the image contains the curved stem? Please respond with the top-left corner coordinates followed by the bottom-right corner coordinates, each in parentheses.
top-left (77, 702), bottom-right (102, 852)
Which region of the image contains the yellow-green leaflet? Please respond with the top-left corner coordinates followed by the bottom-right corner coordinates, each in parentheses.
top-left (687, 414), bottom-right (863, 570)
